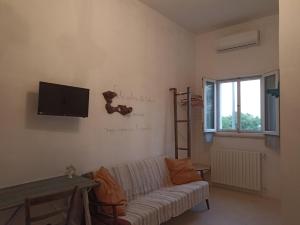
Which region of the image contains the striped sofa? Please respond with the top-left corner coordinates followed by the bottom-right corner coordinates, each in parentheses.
top-left (107, 156), bottom-right (210, 225)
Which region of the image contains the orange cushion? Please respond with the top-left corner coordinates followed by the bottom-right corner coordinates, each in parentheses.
top-left (165, 158), bottom-right (202, 185)
top-left (93, 167), bottom-right (127, 216)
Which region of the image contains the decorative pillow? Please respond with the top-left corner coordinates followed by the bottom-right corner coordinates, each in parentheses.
top-left (93, 167), bottom-right (127, 216)
top-left (165, 158), bottom-right (202, 185)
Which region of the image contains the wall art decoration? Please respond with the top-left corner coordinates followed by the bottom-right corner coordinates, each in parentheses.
top-left (103, 91), bottom-right (133, 115)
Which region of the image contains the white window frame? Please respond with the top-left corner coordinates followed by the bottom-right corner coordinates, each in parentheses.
top-left (239, 75), bottom-right (264, 133)
top-left (216, 78), bottom-right (239, 132)
top-left (203, 71), bottom-right (280, 135)
top-left (217, 75), bottom-right (263, 133)
top-left (262, 70), bottom-right (280, 136)
top-left (203, 78), bottom-right (217, 132)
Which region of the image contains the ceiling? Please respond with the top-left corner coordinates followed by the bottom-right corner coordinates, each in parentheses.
top-left (139, 0), bottom-right (279, 33)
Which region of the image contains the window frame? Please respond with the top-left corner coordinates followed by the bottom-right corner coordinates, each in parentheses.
top-left (203, 78), bottom-right (217, 133)
top-left (216, 78), bottom-right (239, 132)
top-left (203, 71), bottom-right (280, 135)
top-left (239, 75), bottom-right (264, 133)
top-left (216, 75), bottom-right (263, 133)
top-left (262, 70), bottom-right (280, 136)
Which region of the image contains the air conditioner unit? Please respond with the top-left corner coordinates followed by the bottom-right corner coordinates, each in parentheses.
top-left (216, 30), bottom-right (260, 52)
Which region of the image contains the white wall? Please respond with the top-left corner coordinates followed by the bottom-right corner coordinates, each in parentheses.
top-left (0, 0), bottom-right (195, 223)
top-left (280, 1), bottom-right (300, 224)
top-left (193, 15), bottom-right (280, 199)
top-left (0, 0), bottom-right (195, 199)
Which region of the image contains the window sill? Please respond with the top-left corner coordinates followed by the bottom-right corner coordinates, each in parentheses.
top-left (215, 132), bottom-right (265, 139)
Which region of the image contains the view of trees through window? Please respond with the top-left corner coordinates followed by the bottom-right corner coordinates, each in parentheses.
top-left (222, 113), bottom-right (261, 131)
top-left (204, 73), bottom-right (279, 134)
top-left (218, 79), bottom-right (261, 132)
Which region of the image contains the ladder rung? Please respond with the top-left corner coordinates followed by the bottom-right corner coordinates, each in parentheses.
top-left (176, 92), bottom-right (189, 96)
top-left (176, 120), bottom-right (189, 123)
top-left (178, 147), bottom-right (189, 151)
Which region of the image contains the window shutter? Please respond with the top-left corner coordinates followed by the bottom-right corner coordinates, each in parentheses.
top-left (262, 70), bottom-right (280, 136)
top-left (203, 78), bottom-right (217, 132)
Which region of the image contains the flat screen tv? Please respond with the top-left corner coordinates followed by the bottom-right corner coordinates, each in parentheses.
top-left (38, 82), bottom-right (89, 117)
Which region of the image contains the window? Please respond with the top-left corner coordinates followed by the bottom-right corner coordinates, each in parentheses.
top-left (240, 78), bottom-right (262, 132)
top-left (203, 71), bottom-right (279, 135)
top-left (218, 81), bottom-right (237, 131)
top-left (203, 79), bottom-right (216, 132)
top-left (263, 71), bottom-right (280, 135)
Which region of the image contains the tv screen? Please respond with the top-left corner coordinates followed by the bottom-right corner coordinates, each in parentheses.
top-left (38, 82), bottom-right (89, 117)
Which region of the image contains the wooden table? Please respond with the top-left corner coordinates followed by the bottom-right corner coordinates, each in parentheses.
top-left (193, 163), bottom-right (211, 180)
top-left (0, 175), bottom-right (98, 225)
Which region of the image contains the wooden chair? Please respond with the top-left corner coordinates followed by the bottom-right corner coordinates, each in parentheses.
top-left (25, 186), bottom-right (78, 225)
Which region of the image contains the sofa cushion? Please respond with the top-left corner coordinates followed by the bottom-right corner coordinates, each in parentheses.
top-left (120, 181), bottom-right (209, 225)
top-left (160, 181), bottom-right (210, 215)
top-left (94, 167), bottom-right (128, 216)
top-left (165, 158), bottom-right (202, 185)
top-left (109, 156), bottom-right (172, 201)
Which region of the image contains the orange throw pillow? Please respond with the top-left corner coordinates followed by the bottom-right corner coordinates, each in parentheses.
top-left (165, 158), bottom-right (202, 185)
top-left (93, 167), bottom-right (127, 216)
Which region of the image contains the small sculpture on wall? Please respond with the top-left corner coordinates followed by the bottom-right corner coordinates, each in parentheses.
top-left (103, 91), bottom-right (133, 115)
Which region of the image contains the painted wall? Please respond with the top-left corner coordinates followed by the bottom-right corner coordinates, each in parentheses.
top-left (280, 1), bottom-right (300, 224)
top-left (0, 0), bottom-right (196, 223)
top-left (193, 15), bottom-right (280, 199)
top-left (0, 0), bottom-right (195, 219)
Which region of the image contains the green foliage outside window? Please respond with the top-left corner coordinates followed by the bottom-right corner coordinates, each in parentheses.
top-left (222, 113), bottom-right (261, 131)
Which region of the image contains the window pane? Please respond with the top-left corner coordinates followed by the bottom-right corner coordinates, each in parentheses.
top-left (240, 79), bottom-right (261, 131)
top-left (219, 81), bottom-right (237, 130)
top-left (205, 81), bottom-right (215, 130)
top-left (265, 75), bottom-right (277, 131)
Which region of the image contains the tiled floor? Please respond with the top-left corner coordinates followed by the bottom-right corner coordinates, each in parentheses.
top-left (165, 187), bottom-right (281, 225)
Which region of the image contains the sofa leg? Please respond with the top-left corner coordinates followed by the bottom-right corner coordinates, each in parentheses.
top-left (206, 199), bottom-right (210, 210)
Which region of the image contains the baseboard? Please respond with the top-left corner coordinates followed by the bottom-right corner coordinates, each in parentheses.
top-left (211, 182), bottom-right (262, 196)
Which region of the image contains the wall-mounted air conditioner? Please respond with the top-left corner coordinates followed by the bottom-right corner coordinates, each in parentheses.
top-left (216, 30), bottom-right (260, 52)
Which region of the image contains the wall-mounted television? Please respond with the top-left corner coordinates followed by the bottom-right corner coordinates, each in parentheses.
top-left (38, 82), bottom-right (89, 118)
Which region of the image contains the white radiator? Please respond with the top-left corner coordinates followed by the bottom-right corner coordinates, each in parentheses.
top-left (211, 150), bottom-right (262, 191)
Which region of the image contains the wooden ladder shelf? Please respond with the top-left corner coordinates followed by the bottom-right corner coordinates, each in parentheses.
top-left (169, 87), bottom-right (192, 159)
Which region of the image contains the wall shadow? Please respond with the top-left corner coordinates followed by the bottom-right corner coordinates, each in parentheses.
top-left (25, 92), bottom-right (80, 133)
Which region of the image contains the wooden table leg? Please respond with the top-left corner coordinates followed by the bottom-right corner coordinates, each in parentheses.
top-left (4, 205), bottom-right (23, 225)
top-left (82, 189), bottom-right (92, 225)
